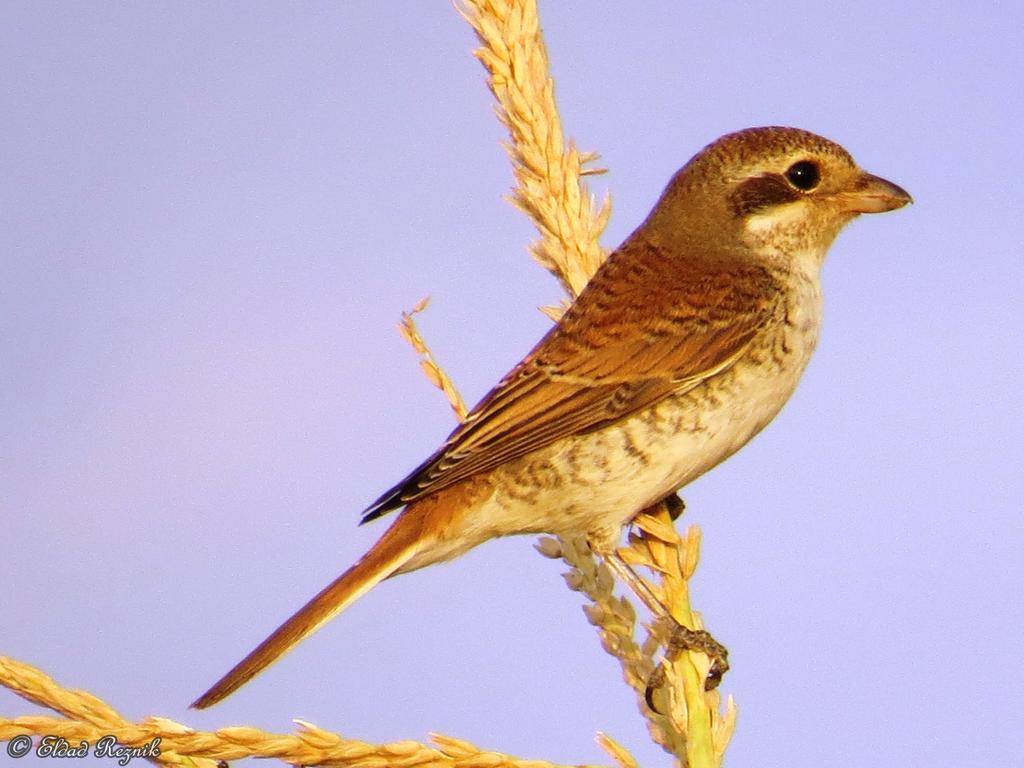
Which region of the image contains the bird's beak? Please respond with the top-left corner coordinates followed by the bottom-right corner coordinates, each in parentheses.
top-left (836, 172), bottom-right (913, 214)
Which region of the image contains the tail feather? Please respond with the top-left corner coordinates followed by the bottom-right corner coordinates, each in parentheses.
top-left (191, 518), bottom-right (422, 709)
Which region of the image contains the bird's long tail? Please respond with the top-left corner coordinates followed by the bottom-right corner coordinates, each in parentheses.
top-left (190, 514), bottom-right (423, 709)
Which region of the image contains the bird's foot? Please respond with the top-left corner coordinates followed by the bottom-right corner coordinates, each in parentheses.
top-left (645, 622), bottom-right (730, 710)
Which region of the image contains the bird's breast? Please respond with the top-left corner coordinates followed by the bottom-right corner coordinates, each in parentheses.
top-left (421, 268), bottom-right (824, 562)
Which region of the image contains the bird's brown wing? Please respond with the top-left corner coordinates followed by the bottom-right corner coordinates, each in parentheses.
top-left (363, 246), bottom-right (780, 522)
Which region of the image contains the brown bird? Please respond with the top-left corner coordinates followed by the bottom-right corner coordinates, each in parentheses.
top-left (192, 126), bottom-right (910, 708)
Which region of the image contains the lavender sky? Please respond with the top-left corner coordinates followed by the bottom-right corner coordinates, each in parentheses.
top-left (2, 3), bottom-right (1022, 766)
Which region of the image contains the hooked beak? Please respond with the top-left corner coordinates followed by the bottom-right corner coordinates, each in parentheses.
top-left (837, 172), bottom-right (913, 214)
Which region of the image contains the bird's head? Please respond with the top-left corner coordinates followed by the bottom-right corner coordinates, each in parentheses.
top-left (641, 126), bottom-right (912, 268)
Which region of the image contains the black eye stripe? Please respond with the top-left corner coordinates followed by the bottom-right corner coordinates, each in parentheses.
top-left (785, 160), bottom-right (821, 191)
top-left (730, 175), bottom-right (801, 216)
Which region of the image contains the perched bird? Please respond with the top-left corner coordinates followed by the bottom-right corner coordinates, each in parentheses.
top-left (192, 126), bottom-right (911, 708)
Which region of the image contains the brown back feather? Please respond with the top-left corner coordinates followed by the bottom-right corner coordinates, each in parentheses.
top-left (363, 241), bottom-right (781, 522)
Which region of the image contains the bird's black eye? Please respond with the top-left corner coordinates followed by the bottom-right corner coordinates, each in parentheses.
top-left (784, 160), bottom-right (820, 191)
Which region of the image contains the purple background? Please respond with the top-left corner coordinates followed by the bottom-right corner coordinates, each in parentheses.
top-left (3, 3), bottom-right (1021, 766)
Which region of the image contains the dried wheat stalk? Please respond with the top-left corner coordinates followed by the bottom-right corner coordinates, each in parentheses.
top-left (0, 657), bottom-right (596, 768)
top-left (456, 0), bottom-right (611, 311)
top-left (413, 1), bottom-right (735, 766)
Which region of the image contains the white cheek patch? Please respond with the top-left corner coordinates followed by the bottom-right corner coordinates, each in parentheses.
top-left (741, 200), bottom-right (832, 274)
top-left (743, 201), bottom-right (807, 238)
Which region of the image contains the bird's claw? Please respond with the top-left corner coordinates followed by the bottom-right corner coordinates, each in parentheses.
top-left (644, 622), bottom-right (730, 711)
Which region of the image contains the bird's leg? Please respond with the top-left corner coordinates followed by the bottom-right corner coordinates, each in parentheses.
top-left (602, 549), bottom-right (729, 706)
top-left (602, 547), bottom-right (671, 617)
top-left (645, 622), bottom-right (730, 707)
top-left (595, 496), bottom-right (729, 710)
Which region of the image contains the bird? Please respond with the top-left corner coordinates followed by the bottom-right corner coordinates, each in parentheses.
top-left (192, 126), bottom-right (911, 708)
